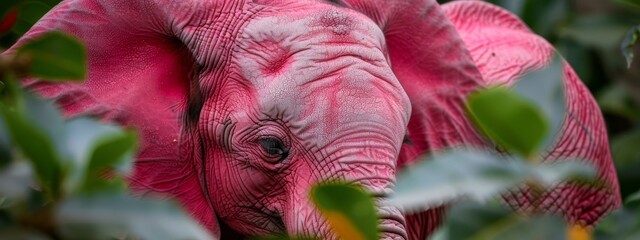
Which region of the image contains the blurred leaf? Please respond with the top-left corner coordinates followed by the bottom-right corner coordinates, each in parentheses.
top-left (11, 1), bottom-right (51, 36)
top-left (390, 149), bottom-right (596, 212)
top-left (622, 25), bottom-right (640, 68)
top-left (616, 0), bottom-right (640, 12)
top-left (531, 161), bottom-right (596, 186)
top-left (390, 150), bottom-right (524, 211)
top-left (0, 161), bottom-right (34, 200)
top-left (489, 0), bottom-right (568, 37)
top-left (513, 54), bottom-right (566, 150)
top-left (62, 118), bottom-right (136, 194)
top-left (86, 128), bottom-right (136, 175)
top-left (521, 0), bottom-right (568, 38)
top-left (21, 90), bottom-right (67, 160)
top-left (598, 84), bottom-right (639, 121)
top-left (441, 202), bottom-right (567, 240)
top-left (56, 195), bottom-right (214, 240)
top-left (16, 31), bottom-right (86, 80)
top-left (467, 87), bottom-right (549, 158)
top-left (611, 128), bottom-right (640, 166)
top-left (0, 228), bottom-right (51, 240)
top-left (560, 15), bottom-right (631, 50)
top-left (0, 114), bottom-right (11, 167)
top-left (595, 208), bottom-right (640, 240)
top-left (310, 183), bottom-right (378, 240)
top-left (627, 189), bottom-right (640, 204)
top-left (0, 94), bottom-right (61, 198)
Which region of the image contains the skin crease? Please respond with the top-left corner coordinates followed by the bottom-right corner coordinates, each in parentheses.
top-left (5, 0), bottom-right (620, 240)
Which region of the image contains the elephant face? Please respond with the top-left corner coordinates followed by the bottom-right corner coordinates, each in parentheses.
top-left (10, 0), bottom-right (621, 239)
top-left (204, 2), bottom-right (410, 237)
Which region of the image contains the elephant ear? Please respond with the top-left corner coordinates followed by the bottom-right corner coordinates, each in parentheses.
top-left (4, 0), bottom-right (242, 237)
top-left (441, 0), bottom-right (621, 226)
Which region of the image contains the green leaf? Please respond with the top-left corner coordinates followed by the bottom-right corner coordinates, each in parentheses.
top-left (530, 160), bottom-right (596, 186)
top-left (0, 228), bottom-right (51, 240)
top-left (616, 0), bottom-right (640, 12)
top-left (0, 93), bottom-right (62, 198)
top-left (612, 128), bottom-right (640, 165)
top-left (467, 87), bottom-right (549, 158)
top-left (16, 31), bottom-right (86, 81)
top-left (390, 150), bottom-right (526, 211)
top-left (513, 55), bottom-right (566, 150)
top-left (389, 149), bottom-right (596, 212)
top-left (595, 208), bottom-right (640, 240)
top-left (86, 129), bottom-right (136, 175)
top-left (56, 195), bottom-right (215, 240)
top-left (560, 15), bottom-right (633, 50)
top-left (626, 189), bottom-right (640, 204)
top-left (443, 202), bottom-right (567, 240)
top-left (62, 118), bottom-right (137, 194)
top-left (597, 84), bottom-right (639, 121)
top-left (0, 161), bottom-right (34, 200)
top-left (310, 182), bottom-right (378, 240)
top-left (622, 25), bottom-right (640, 69)
top-left (0, 114), bottom-right (12, 167)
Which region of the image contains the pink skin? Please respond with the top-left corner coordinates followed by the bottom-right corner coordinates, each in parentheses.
top-left (5, 0), bottom-right (620, 239)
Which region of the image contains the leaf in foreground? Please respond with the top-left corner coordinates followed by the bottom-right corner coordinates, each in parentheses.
top-left (622, 25), bottom-right (640, 69)
top-left (435, 202), bottom-right (566, 240)
top-left (466, 87), bottom-right (549, 158)
top-left (595, 207), bottom-right (640, 240)
top-left (56, 195), bottom-right (215, 240)
top-left (390, 150), bottom-right (524, 212)
top-left (626, 189), bottom-right (640, 204)
top-left (513, 54), bottom-right (566, 150)
top-left (16, 31), bottom-right (87, 81)
top-left (389, 149), bottom-right (596, 212)
top-left (310, 183), bottom-right (378, 240)
top-left (0, 161), bottom-right (34, 200)
top-left (63, 118), bottom-right (137, 195)
top-left (0, 95), bottom-right (62, 197)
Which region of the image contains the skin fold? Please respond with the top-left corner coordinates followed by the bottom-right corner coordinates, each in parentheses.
top-left (5, 0), bottom-right (620, 239)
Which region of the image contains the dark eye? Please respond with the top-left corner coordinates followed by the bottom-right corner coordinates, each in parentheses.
top-left (258, 137), bottom-right (289, 162)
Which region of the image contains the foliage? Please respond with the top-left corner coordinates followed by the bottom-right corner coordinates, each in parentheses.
top-left (311, 183), bottom-right (379, 240)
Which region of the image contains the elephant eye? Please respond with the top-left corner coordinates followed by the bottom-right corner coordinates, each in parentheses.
top-left (258, 137), bottom-right (289, 162)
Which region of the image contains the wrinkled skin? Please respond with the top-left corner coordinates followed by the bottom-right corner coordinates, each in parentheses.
top-left (6, 0), bottom-right (620, 239)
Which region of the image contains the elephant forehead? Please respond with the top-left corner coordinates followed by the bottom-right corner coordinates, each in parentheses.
top-left (230, 4), bottom-right (409, 145)
top-left (233, 2), bottom-right (388, 88)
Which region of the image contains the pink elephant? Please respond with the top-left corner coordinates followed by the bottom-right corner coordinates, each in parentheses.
top-left (7, 0), bottom-right (620, 239)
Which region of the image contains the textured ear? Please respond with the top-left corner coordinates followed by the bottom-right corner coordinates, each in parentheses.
top-left (3, 0), bottom-right (249, 237)
top-left (442, 0), bottom-right (621, 226)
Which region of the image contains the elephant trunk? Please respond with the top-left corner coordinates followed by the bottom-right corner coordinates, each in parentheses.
top-left (284, 196), bottom-right (408, 240)
top-left (375, 198), bottom-right (409, 240)
top-left (284, 151), bottom-right (408, 239)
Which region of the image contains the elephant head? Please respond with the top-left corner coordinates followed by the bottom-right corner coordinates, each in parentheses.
top-left (7, 0), bottom-right (620, 239)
